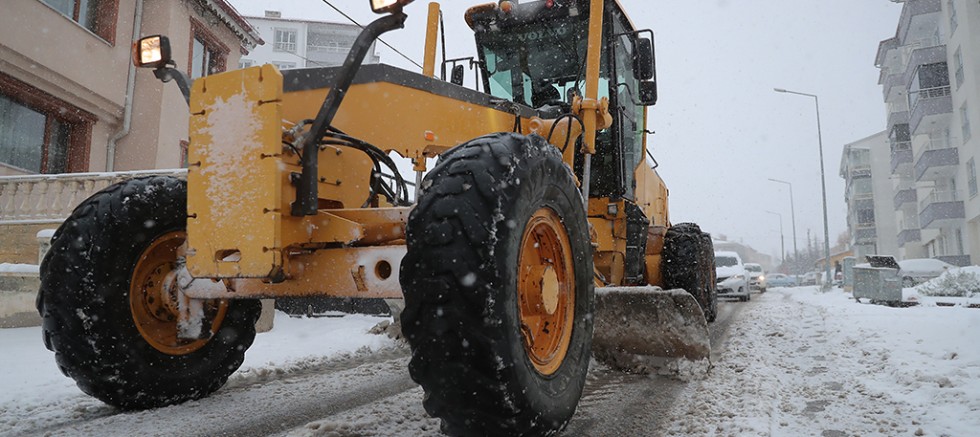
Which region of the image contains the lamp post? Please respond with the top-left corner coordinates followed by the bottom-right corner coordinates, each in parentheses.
top-left (774, 87), bottom-right (832, 291)
top-left (765, 210), bottom-right (785, 265)
top-left (767, 178), bottom-right (798, 269)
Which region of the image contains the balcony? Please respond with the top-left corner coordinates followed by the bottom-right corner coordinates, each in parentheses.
top-left (853, 225), bottom-right (877, 243)
top-left (888, 110), bottom-right (909, 132)
top-left (897, 0), bottom-right (942, 46)
top-left (891, 142), bottom-right (913, 175)
top-left (914, 142), bottom-right (958, 181)
top-left (918, 190), bottom-right (965, 229)
top-left (897, 228), bottom-right (921, 247)
top-left (909, 85), bottom-right (952, 133)
top-left (848, 165), bottom-right (872, 179)
top-left (893, 188), bottom-right (918, 210)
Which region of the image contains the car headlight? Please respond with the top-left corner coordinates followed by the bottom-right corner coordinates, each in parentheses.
top-left (759, 275), bottom-right (765, 281)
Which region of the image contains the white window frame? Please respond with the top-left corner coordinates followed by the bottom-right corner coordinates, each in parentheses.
top-left (274, 28), bottom-right (298, 53)
top-left (962, 103), bottom-right (972, 143)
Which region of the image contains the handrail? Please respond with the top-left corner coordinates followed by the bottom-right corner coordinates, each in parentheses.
top-left (0, 169), bottom-right (186, 223)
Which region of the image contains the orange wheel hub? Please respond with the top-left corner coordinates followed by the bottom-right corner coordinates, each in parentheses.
top-left (518, 208), bottom-right (575, 375)
top-left (129, 231), bottom-right (227, 355)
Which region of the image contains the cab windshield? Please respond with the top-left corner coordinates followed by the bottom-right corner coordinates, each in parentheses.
top-left (475, 14), bottom-right (592, 108)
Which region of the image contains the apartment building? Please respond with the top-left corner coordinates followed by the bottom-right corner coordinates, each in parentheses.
top-left (240, 11), bottom-right (380, 71)
top-left (874, 0), bottom-right (979, 266)
top-left (839, 131), bottom-right (899, 261)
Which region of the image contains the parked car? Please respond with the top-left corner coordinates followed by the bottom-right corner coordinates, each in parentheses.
top-left (766, 273), bottom-right (797, 288)
top-left (715, 251), bottom-right (750, 301)
top-left (801, 271), bottom-right (820, 286)
top-left (897, 258), bottom-right (955, 287)
top-left (744, 263), bottom-right (766, 292)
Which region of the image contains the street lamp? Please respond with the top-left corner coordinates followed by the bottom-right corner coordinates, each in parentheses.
top-left (765, 210), bottom-right (785, 265)
top-left (774, 87), bottom-right (832, 291)
top-left (767, 178), bottom-right (798, 267)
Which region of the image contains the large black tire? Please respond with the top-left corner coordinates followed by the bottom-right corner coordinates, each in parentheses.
top-left (662, 223), bottom-right (717, 322)
top-left (699, 231), bottom-right (718, 322)
top-left (37, 176), bottom-right (261, 409)
top-left (400, 133), bottom-right (594, 436)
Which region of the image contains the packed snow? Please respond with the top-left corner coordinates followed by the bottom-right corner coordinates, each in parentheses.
top-left (0, 312), bottom-right (398, 435)
top-left (664, 286), bottom-right (980, 437)
top-left (2, 288), bottom-right (978, 436)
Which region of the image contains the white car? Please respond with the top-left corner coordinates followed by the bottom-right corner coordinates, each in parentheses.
top-left (715, 251), bottom-right (750, 301)
top-left (897, 258), bottom-right (956, 287)
top-left (744, 263), bottom-right (766, 292)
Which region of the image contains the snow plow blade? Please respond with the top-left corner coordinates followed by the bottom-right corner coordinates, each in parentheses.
top-left (592, 287), bottom-right (711, 376)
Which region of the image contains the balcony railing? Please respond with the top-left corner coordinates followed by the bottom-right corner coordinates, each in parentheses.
top-left (893, 188), bottom-right (917, 210)
top-left (919, 190), bottom-right (960, 210)
top-left (919, 190), bottom-right (965, 229)
top-left (0, 170), bottom-right (186, 224)
top-left (848, 165), bottom-right (872, 179)
top-left (909, 85), bottom-right (951, 112)
top-left (915, 143), bottom-right (958, 181)
top-left (897, 228), bottom-right (921, 246)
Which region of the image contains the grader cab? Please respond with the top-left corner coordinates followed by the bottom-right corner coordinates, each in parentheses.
top-left (38, 0), bottom-right (717, 435)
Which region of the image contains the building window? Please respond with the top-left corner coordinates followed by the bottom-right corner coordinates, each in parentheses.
top-left (969, 158), bottom-right (977, 198)
top-left (954, 47), bottom-right (964, 89)
top-left (949, 0), bottom-right (958, 34)
top-left (274, 62), bottom-right (297, 70)
top-left (189, 20), bottom-right (229, 79)
top-left (239, 59), bottom-right (254, 69)
top-left (962, 103), bottom-right (972, 143)
top-left (274, 28), bottom-right (297, 53)
top-left (40, 0), bottom-right (119, 43)
top-left (0, 73), bottom-right (93, 174)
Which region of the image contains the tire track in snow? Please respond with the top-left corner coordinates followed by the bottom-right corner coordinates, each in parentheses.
top-left (10, 347), bottom-right (413, 437)
top-left (564, 299), bottom-right (754, 436)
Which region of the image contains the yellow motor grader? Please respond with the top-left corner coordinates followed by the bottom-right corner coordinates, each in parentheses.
top-left (37, 0), bottom-right (717, 434)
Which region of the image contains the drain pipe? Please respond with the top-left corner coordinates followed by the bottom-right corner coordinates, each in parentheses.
top-left (107, 0), bottom-right (144, 172)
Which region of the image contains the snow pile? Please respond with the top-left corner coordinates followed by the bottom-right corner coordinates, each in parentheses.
top-left (915, 266), bottom-right (980, 298)
top-left (663, 287), bottom-right (980, 437)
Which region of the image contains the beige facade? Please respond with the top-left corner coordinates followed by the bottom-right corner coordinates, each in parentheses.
top-left (0, 0), bottom-right (261, 176)
top-left (0, 0), bottom-right (261, 263)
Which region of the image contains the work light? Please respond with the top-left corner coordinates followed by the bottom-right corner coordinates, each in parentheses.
top-left (370, 0), bottom-right (413, 14)
top-left (132, 35), bottom-right (172, 69)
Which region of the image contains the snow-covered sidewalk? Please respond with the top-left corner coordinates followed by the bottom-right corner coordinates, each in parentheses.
top-left (0, 312), bottom-right (397, 434)
top-left (665, 287), bottom-right (980, 437)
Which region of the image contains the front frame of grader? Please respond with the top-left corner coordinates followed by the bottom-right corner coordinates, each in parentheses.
top-left (179, 0), bottom-right (667, 303)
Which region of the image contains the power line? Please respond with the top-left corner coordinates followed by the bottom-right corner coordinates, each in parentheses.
top-left (320, 0), bottom-right (425, 70)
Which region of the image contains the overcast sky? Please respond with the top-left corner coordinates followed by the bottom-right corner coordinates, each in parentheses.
top-left (227, 0), bottom-right (903, 261)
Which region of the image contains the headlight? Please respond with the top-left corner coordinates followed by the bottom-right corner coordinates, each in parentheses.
top-left (759, 275), bottom-right (765, 281)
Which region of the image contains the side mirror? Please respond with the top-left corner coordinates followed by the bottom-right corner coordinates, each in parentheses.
top-left (639, 81), bottom-right (658, 106)
top-left (371, 0), bottom-right (414, 14)
top-left (132, 35), bottom-right (172, 69)
top-left (633, 37), bottom-right (655, 81)
top-left (451, 65), bottom-right (465, 86)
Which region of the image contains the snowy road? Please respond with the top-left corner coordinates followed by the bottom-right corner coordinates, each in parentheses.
top-left (3, 287), bottom-right (978, 436)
